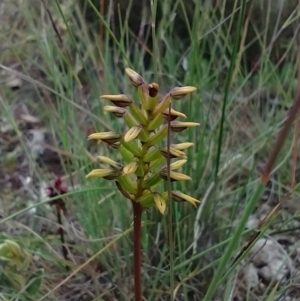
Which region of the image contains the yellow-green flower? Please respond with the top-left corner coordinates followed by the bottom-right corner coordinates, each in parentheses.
top-left (86, 69), bottom-right (200, 214)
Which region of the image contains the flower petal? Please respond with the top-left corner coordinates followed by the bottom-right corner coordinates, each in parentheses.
top-left (170, 121), bottom-right (200, 132)
top-left (171, 190), bottom-right (200, 207)
top-left (124, 125), bottom-right (143, 142)
top-left (169, 86), bottom-right (197, 99)
top-left (125, 68), bottom-right (144, 87)
top-left (123, 161), bottom-right (139, 175)
top-left (101, 94), bottom-right (133, 107)
top-left (162, 108), bottom-right (187, 121)
top-left (160, 170), bottom-right (191, 182)
top-left (171, 142), bottom-right (194, 150)
top-left (88, 132), bottom-right (122, 144)
top-left (103, 106), bottom-right (127, 117)
top-left (86, 169), bottom-right (120, 179)
top-left (153, 192), bottom-right (167, 215)
top-left (160, 146), bottom-right (187, 159)
top-left (97, 156), bottom-right (123, 170)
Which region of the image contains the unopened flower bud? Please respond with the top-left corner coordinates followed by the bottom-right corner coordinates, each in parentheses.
top-left (101, 94), bottom-right (133, 107)
top-left (124, 125), bottom-right (143, 142)
top-left (170, 190), bottom-right (200, 207)
top-left (170, 121), bottom-right (200, 132)
top-left (123, 161), bottom-right (139, 175)
top-left (147, 83), bottom-right (160, 112)
top-left (148, 83), bottom-right (159, 97)
top-left (171, 142), bottom-right (194, 150)
top-left (159, 170), bottom-right (191, 182)
top-left (86, 168), bottom-right (121, 180)
top-left (162, 108), bottom-right (187, 121)
top-left (153, 192), bottom-right (166, 214)
top-left (97, 156), bottom-right (123, 170)
top-left (160, 147), bottom-right (186, 159)
top-left (125, 68), bottom-right (144, 87)
top-left (88, 132), bottom-right (122, 144)
top-left (163, 159), bottom-right (187, 171)
top-left (169, 86), bottom-right (197, 100)
top-left (104, 106), bottom-right (127, 118)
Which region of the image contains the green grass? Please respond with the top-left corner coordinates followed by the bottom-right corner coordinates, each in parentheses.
top-left (1, 0), bottom-right (300, 300)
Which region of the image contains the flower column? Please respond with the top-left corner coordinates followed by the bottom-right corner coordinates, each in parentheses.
top-left (86, 68), bottom-right (200, 301)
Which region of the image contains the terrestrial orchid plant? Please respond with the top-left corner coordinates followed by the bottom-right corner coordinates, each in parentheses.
top-left (86, 68), bottom-right (200, 301)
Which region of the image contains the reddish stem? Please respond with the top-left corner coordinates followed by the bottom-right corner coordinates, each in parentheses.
top-left (56, 205), bottom-right (69, 262)
top-left (132, 201), bottom-right (143, 301)
top-left (261, 45), bottom-right (300, 183)
top-left (290, 118), bottom-right (299, 188)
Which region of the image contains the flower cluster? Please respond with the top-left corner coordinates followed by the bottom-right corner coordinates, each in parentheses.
top-left (86, 69), bottom-right (200, 214)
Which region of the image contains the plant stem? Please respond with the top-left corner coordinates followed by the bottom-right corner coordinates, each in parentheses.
top-left (56, 205), bottom-right (69, 262)
top-left (167, 103), bottom-right (174, 301)
top-left (132, 201), bottom-right (143, 301)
